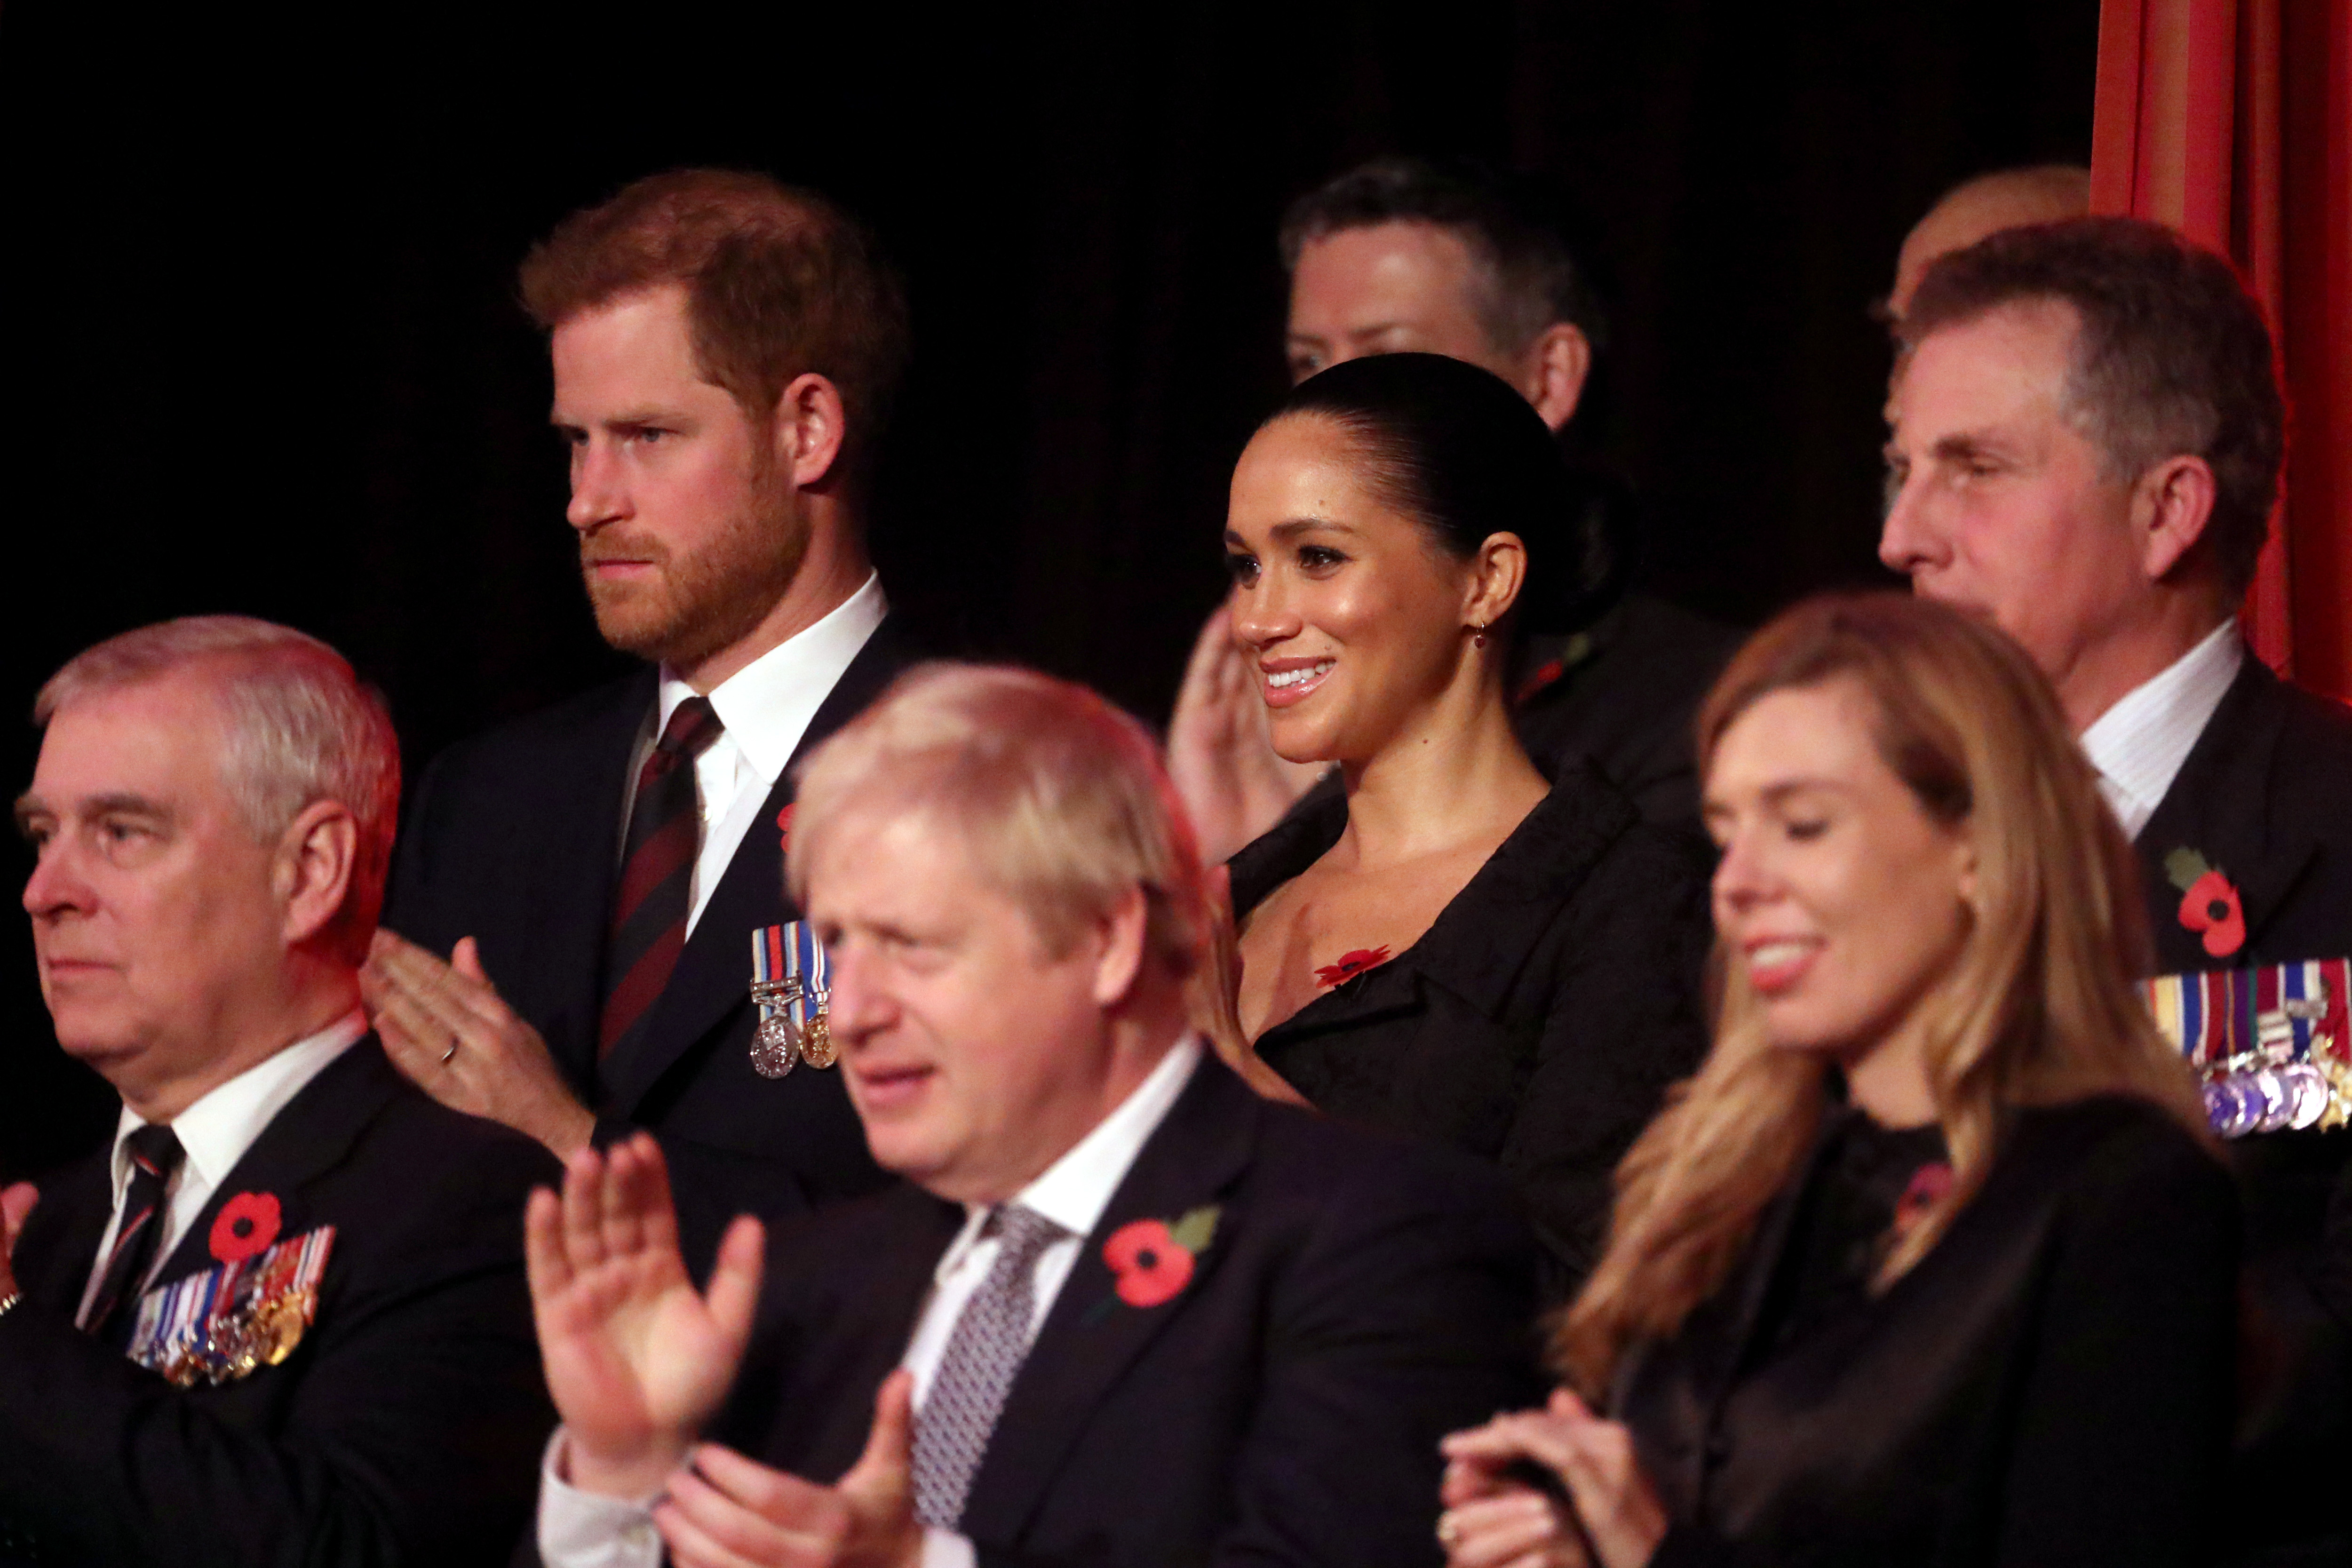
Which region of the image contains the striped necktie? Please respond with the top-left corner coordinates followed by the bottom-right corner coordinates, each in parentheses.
top-left (600, 696), bottom-right (725, 1058)
top-left (910, 1204), bottom-right (1070, 1528)
top-left (87, 1122), bottom-right (186, 1348)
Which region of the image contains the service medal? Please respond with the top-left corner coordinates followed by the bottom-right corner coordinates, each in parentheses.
top-left (799, 1006), bottom-right (837, 1069)
top-left (750, 1011), bottom-right (800, 1079)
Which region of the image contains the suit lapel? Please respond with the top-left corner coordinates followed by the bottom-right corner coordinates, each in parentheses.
top-left (957, 1058), bottom-right (1259, 1545)
top-left (2135, 661), bottom-right (2316, 971)
top-left (141, 1042), bottom-right (403, 1293)
top-left (541, 672), bottom-right (663, 1090)
top-left (601, 618), bottom-right (922, 1114)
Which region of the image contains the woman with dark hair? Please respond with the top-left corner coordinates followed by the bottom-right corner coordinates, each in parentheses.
top-left (1436, 593), bottom-right (2235, 1568)
top-left (1205, 352), bottom-right (1713, 1299)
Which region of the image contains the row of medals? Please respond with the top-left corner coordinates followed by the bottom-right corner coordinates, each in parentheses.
top-left (2201, 1039), bottom-right (2352, 1138)
top-left (750, 978), bottom-right (834, 1078)
top-left (159, 1291), bottom-right (310, 1388)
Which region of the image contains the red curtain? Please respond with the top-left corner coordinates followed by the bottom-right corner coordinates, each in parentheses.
top-left (2090, 0), bottom-right (2352, 698)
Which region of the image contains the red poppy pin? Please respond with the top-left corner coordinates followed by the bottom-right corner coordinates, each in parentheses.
top-left (777, 804), bottom-right (796, 856)
top-left (1891, 1161), bottom-right (1954, 1236)
top-left (209, 1191), bottom-right (283, 1264)
top-left (2164, 848), bottom-right (2246, 959)
top-left (1102, 1204), bottom-right (1220, 1309)
top-left (1313, 947), bottom-right (1392, 989)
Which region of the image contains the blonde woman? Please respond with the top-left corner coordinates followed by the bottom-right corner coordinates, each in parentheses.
top-left (1437, 593), bottom-right (2234, 1568)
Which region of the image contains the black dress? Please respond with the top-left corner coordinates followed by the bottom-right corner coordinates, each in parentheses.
top-left (1620, 1094), bottom-right (2239, 1568)
top-left (1226, 763), bottom-right (1714, 1301)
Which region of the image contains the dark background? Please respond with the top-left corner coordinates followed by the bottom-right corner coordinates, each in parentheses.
top-left (0, 0), bottom-right (2098, 1180)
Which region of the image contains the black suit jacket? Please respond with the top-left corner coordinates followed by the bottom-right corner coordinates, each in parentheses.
top-left (1229, 765), bottom-right (1714, 1301)
top-left (1512, 593), bottom-right (1740, 830)
top-left (706, 1056), bottom-right (1542, 1568)
top-left (1621, 1097), bottom-right (2238, 1568)
top-left (0, 1039), bottom-right (558, 1567)
top-left (2131, 656), bottom-right (2352, 1566)
top-left (384, 617), bottom-right (923, 1272)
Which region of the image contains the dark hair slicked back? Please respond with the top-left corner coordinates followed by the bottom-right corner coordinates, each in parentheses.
top-left (1279, 156), bottom-right (1606, 357)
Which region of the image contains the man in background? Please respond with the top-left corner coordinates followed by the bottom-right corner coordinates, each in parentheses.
top-left (1885, 164), bottom-right (2090, 326)
top-left (371, 169), bottom-right (925, 1273)
top-left (1883, 215), bottom-right (2352, 1567)
top-left (530, 664), bottom-right (1538, 1568)
top-left (1, 616), bottom-right (554, 1565)
top-left (1169, 157), bottom-right (1735, 861)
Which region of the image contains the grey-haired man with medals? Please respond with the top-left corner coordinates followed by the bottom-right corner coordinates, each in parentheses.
top-left (0, 617), bottom-right (556, 1566)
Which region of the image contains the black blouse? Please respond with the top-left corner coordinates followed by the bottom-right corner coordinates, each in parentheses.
top-left (1227, 763), bottom-right (1714, 1301)
top-left (1621, 1095), bottom-right (2239, 1568)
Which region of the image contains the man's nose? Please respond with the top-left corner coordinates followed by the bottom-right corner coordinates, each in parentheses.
top-left (1878, 473), bottom-right (1939, 577)
top-left (566, 444), bottom-right (627, 533)
top-left (23, 840), bottom-right (90, 919)
top-left (823, 943), bottom-right (893, 1041)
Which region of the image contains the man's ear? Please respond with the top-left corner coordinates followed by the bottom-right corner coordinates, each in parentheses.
top-left (2133, 454), bottom-right (2219, 584)
top-left (771, 372), bottom-right (849, 491)
top-left (1463, 532), bottom-right (1530, 636)
top-left (1089, 885), bottom-right (1151, 1010)
top-left (1523, 322), bottom-right (1592, 433)
top-left (273, 800), bottom-right (358, 949)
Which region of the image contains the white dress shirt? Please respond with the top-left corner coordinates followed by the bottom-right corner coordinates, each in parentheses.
top-left (76, 1009), bottom-right (368, 1325)
top-left (625, 571), bottom-right (888, 935)
top-left (2078, 619), bottom-right (2243, 841)
top-left (537, 1037), bottom-right (1207, 1568)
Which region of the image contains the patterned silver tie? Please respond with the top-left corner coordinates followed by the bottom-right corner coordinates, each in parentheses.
top-left (910, 1204), bottom-right (1069, 1529)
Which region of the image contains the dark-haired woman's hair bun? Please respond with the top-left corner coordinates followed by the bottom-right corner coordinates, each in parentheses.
top-left (1269, 353), bottom-right (1586, 647)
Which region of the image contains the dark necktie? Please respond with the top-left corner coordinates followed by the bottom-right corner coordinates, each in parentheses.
top-left (910, 1204), bottom-right (1070, 1529)
top-left (87, 1123), bottom-right (186, 1348)
top-left (601, 696), bottom-right (726, 1058)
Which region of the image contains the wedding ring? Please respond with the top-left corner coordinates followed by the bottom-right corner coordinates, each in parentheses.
top-left (441, 1035), bottom-right (460, 1065)
top-left (1436, 1514), bottom-right (1461, 1548)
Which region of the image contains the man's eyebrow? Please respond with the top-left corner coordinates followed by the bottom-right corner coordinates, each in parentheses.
top-left (1928, 430), bottom-right (2012, 464)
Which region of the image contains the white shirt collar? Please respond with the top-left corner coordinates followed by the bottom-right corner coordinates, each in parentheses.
top-left (936, 1036), bottom-right (1205, 1272)
top-left (656, 571), bottom-right (888, 785)
top-left (109, 1008), bottom-right (368, 1202)
top-left (2078, 619), bottom-right (2244, 841)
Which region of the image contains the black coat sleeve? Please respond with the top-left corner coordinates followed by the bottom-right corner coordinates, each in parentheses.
top-left (1987, 1121), bottom-right (2238, 1568)
top-left (1499, 835), bottom-right (1713, 1299)
top-left (0, 1135), bottom-right (557, 1568)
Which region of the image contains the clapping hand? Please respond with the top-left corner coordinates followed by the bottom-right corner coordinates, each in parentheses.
top-left (655, 1370), bottom-right (923, 1568)
top-left (0, 1182), bottom-right (37, 1298)
top-left (525, 1133), bottom-right (767, 1499)
top-left (363, 929), bottom-right (596, 1158)
top-left (1438, 1389), bottom-right (1668, 1568)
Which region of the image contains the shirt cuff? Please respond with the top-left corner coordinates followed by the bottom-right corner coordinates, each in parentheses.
top-left (536, 1427), bottom-right (668, 1568)
top-left (922, 1526), bottom-right (978, 1568)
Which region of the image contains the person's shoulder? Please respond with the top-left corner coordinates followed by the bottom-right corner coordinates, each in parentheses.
top-left (1513, 764), bottom-right (1712, 902)
top-left (2005, 1094), bottom-right (2231, 1214)
top-left (2261, 674), bottom-right (2352, 779)
top-left (1603, 593), bottom-right (1744, 667)
top-left (353, 1055), bottom-right (566, 1195)
top-left (422, 669), bottom-right (654, 782)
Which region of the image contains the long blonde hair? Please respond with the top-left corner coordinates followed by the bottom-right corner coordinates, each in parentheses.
top-left (1553, 593), bottom-right (2205, 1394)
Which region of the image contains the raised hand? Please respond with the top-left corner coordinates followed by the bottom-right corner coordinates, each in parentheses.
top-left (363, 928), bottom-right (595, 1157)
top-left (1438, 1390), bottom-right (1667, 1568)
top-left (0, 1182), bottom-right (37, 1298)
top-left (525, 1133), bottom-right (766, 1499)
top-left (656, 1370), bottom-right (923, 1568)
top-left (1166, 603), bottom-right (1327, 866)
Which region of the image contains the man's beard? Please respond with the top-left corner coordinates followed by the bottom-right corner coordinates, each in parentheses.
top-left (580, 484), bottom-right (811, 672)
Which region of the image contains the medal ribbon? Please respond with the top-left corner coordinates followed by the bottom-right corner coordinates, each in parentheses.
top-left (784, 922), bottom-right (830, 1032)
